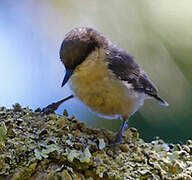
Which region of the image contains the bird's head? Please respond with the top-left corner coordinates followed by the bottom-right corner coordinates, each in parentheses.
top-left (60, 27), bottom-right (107, 87)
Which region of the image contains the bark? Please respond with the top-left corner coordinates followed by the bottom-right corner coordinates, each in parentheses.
top-left (0, 104), bottom-right (192, 180)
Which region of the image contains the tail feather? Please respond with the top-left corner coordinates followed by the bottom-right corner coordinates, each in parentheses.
top-left (153, 94), bottom-right (169, 107)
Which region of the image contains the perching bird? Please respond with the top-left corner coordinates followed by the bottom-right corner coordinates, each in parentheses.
top-left (58, 27), bottom-right (168, 144)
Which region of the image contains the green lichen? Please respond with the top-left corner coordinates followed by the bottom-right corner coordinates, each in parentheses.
top-left (0, 103), bottom-right (192, 179)
top-left (98, 138), bottom-right (105, 150)
top-left (0, 121), bottom-right (7, 148)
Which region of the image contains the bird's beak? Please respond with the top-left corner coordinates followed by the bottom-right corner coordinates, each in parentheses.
top-left (61, 69), bottom-right (74, 87)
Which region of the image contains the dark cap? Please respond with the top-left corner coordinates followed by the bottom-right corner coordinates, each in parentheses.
top-left (60, 27), bottom-right (107, 70)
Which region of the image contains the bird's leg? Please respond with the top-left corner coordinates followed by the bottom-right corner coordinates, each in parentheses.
top-left (40, 94), bottom-right (74, 115)
top-left (110, 115), bottom-right (129, 145)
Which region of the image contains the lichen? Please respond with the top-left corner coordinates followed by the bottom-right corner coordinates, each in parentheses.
top-left (0, 104), bottom-right (191, 179)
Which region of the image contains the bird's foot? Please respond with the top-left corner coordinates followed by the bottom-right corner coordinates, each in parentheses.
top-left (40, 103), bottom-right (58, 116)
top-left (109, 132), bottom-right (124, 146)
top-left (109, 117), bottom-right (128, 146)
top-left (40, 95), bottom-right (74, 116)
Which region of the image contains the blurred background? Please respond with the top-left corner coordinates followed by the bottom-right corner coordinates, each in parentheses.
top-left (0, 0), bottom-right (192, 143)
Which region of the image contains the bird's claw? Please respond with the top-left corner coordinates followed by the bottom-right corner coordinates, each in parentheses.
top-left (40, 95), bottom-right (74, 116)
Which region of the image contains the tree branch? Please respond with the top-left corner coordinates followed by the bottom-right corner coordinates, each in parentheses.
top-left (0, 104), bottom-right (191, 179)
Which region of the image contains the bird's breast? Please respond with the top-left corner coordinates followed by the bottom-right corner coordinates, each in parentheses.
top-left (70, 49), bottom-right (145, 118)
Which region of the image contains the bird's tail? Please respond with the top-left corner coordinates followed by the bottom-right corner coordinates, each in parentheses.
top-left (153, 94), bottom-right (169, 107)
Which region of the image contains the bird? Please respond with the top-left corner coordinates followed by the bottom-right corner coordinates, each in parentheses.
top-left (57, 27), bottom-right (168, 144)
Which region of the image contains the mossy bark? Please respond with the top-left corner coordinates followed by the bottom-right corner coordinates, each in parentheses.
top-left (0, 104), bottom-right (192, 180)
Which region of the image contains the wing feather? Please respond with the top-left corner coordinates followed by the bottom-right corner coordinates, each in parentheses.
top-left (106, 46), bottom-right (168, 106)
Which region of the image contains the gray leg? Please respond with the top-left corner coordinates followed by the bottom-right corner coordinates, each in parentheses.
top-left (111, 115), bottom-right (128, 145)
top-left (41, 95), bottom-right (74, 115)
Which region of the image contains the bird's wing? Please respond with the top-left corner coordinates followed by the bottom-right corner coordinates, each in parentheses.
top-left (106, 47), bottom-right (168, 106)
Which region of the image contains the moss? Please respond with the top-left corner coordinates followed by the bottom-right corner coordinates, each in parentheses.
top-left (11, 162), bottom-right (37, 180)
top-left (0, 122), bottom-right (7, 143)
top-left (0, 103), bottom-right (191, 179)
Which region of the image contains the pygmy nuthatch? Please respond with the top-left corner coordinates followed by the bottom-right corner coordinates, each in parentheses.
top-left (59, 27), bottom-right (168, 144)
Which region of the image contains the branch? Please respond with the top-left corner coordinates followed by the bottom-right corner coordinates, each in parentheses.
top-left (0, 104), bottom-right (191, 179)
